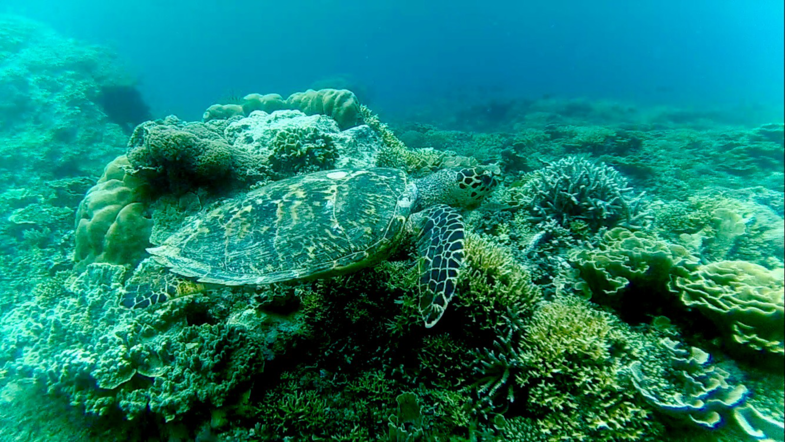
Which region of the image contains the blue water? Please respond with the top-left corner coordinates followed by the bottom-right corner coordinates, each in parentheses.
top-left (2, 0), bottom-right (783, 120)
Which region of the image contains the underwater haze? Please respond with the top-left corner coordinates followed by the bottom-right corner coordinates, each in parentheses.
top-left (2, 0), bottom-right (783, 120)
top-left (0, 1), bottom-right (784, 442)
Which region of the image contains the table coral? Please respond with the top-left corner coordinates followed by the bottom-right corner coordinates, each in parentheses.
top-left (630, 338), bottom-right (748, 429)
top-left (673, 261), bottom-right (784, 358)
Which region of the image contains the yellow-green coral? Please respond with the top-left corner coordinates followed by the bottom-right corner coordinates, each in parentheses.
top-left (74, 155), bottom-right (152, 272)
top-left (672, 261), bottom-right (784, 357)
top-left (569, 227), bottom-right (698, 304)
top-left (517, 296), bottom-right (661, 441)
top-left (453, 232), bottom-right (541, 331)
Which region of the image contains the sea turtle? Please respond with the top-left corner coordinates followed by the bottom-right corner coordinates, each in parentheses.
top-left (145, 166), bottom-right (497, 327)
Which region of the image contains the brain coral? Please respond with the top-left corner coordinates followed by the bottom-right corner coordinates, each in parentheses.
top-left (521, 157), bottom-right (650, 231)
top-left (74, 155), bottom-right (152, 272)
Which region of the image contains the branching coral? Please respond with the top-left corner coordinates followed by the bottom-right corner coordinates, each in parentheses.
top-left (453, 232), bottom-right (542, 332)
top-left (521, 157), bottom-right (650, 231)
top-left (515, 296), bottom-right (661, 441)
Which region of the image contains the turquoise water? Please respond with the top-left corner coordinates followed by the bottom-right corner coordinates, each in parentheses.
top-left (0, 2), bottom-right (782, 441)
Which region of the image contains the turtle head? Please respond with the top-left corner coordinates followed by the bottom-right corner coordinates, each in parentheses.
top-left (450, 166), bottom-right (499, 208)
top-left (414, 166), bottom-right (499, 211)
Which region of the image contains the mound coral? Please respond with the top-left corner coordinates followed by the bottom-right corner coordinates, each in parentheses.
top-left (127, 117), bottom-right (236, 193)
top-left (202, 88), bottom-right (363, 131)
top-left (73, 155), bottom-right (152, 272)
top-left (521, 157), bottom-right (650, 231)
top-left (672, 261), bottom-right (784, 358)
top-left (286, 88), bottom-right (363, 130)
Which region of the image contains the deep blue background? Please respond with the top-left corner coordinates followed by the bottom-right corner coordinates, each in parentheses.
top-left (3, 0), bottom-right (783, 121)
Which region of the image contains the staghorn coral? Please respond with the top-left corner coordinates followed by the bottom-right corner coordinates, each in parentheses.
top-left (73, 155), bottom-right (152, 272)
top-left (630, 337), bottom-right (748, 429)
top-left (672, 261), bottom-right (784, 358)
top-left (521, 157), bottom-right (650, 231)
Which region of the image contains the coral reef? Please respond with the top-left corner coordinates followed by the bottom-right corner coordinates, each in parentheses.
top-left (0, 16), bottom-right (131, 192)
top-left (1, 22), bottom-right (784, 440)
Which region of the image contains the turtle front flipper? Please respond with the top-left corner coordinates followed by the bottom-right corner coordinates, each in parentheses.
top-left (415, 204), bottom-right (465, 328)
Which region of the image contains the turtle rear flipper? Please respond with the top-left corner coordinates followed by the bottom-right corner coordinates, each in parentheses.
top-left (415, 204), bottom-right (465, 328)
